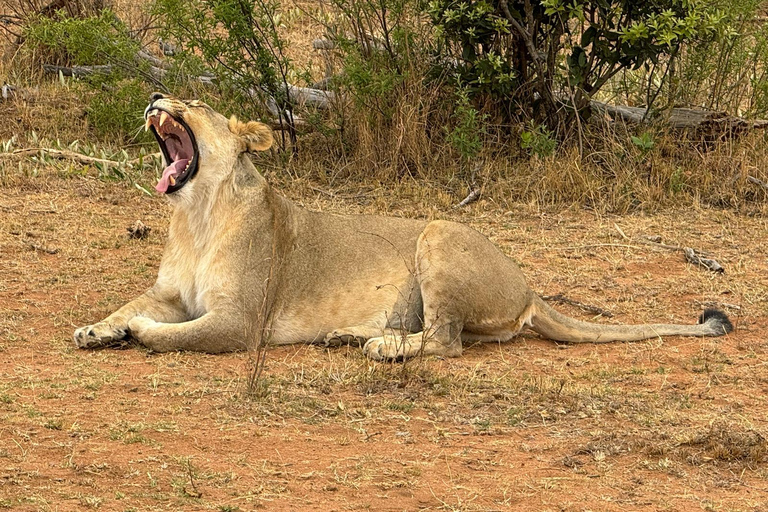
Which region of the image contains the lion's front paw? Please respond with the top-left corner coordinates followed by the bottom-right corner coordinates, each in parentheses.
top-left (322, 330), bottom-right (366, 348)
top-left (74, 322), bottom-right (127, 349)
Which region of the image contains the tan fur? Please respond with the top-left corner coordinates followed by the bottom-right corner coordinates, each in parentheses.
top-left (228, 115), bottom-right (273, 153)
top-left (74, 96), bottom-right (733, 360)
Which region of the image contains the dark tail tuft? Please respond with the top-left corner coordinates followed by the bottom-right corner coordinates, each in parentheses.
top-left (698, 308), bottom-right (734, 335)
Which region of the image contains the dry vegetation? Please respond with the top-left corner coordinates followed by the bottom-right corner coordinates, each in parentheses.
top-left (2, 0), bottom-right (768, 510)
top-left (1, 146), bottom-right (768, 510)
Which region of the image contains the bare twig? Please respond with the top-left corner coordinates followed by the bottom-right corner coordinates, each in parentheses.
top-left (452, 189), bottom-right (481, 209)
top-left (542, 294), bottom-right (613, 318)
top-left (747, 175), bottom-right (768, 191)
top-left (0, 148), bottom-right (160, 168)
top-left (183, 460), bottom-right (202, 498)
top-left (684, 247), bottom-right (724, 273)
top-left (614, 226), bottom-right (726, 273)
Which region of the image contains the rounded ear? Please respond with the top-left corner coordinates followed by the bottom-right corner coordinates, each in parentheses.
top-left (229, 115), bottom-right (273, 153)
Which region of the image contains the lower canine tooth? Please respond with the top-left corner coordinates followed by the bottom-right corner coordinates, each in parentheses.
top-left (169, 175), bottom-right (176, 186)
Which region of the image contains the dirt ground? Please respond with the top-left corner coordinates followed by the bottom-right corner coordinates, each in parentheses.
top-left (1, 165), bottom-right (767, 512)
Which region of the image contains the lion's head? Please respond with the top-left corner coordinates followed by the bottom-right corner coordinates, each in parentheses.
top-left (144, 93), bottom-right (273, 196)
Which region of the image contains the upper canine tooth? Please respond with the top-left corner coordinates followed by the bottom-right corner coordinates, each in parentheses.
top-left (159, 111), bottom-right (169, 127)
top-left (144, 117), bottom-right (152, 132)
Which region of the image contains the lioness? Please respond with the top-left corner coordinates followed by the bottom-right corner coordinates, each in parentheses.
top-left (74, 94), bottom-right (733, 360)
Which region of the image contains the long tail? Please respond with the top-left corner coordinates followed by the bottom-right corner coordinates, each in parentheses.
top-left (529, 296), bottom-right (733, 343)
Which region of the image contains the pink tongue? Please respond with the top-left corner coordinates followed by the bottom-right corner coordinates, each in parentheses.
top-left (155, 159), bottom-right (189, 194)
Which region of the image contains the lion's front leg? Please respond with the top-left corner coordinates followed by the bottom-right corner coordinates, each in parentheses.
top-left (128, 311), bottom-right (248, 353)
top-left (74, 289), bottom-right (186, 349)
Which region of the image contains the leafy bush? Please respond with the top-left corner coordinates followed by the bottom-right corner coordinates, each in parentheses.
top-left (153, 0), bottom-right (296, 147)
top-left (429, 0), bottom-right (730, 131)
top-left (85, 78), bottom-right (153, 139)
top-left (673, 0), bottom-right (768, 117)
top-left (446, 89), bottom-right (485, 162)
top-left (24, 9), bottom-right (141, 68)
top-left (520, 121), bottom-right (556, 158)
top-left (314, 0), bottom-right (447, 174)
top-left (23, 10), bottom-right (154, 141)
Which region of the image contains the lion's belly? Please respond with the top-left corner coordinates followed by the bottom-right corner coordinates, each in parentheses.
top-left (270, 274), bottom-right (422, 344)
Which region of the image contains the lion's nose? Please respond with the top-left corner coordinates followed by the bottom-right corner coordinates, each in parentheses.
top-left (150, 92), bottom-right (165, 102)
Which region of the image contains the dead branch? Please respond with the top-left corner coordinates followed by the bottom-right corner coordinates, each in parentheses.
top-left (616, 224), bottom-right (726, 273)
top-left (592, 100), bottom-right (768, 139)
top-left (137, 49), bottom-right (172, 70)
top-left (44, 61), bottom-right (334, 109)
top-left (43, 64), bottom-right (113, 77)
top-left (542, 294), bottom-right (613, 318)
top-left (452, 189), bottom-right (481, 209)
top-left (312, 38), bottom-right (335, 50)
top-left (2, 84), bottom-right (17, 101)
top-left (0, 147), bottom-right (161, 168)
top-left (684, 247), bottom-right (724, 273)
top-left (747, 175), bottom-right (768, 191)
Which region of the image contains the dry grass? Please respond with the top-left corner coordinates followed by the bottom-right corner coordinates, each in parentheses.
top-left (2, 6), bottom-right (768, 507)
top-left (1, 159), bottom-right (767, 510)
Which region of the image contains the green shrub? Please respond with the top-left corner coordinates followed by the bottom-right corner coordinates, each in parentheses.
top-left (153, 0), bottom-right (296, 148)
top-left (24, 9), bottom-right (154, 141)
top-left (85, 78), bottom-right (153, 140)
top-left (520, 121), bottom-right (556, 158)
top-left (446, 89), bottom-right (485, 162)
top-left (429, 0), bottom-right (730, 131)
top-left (24, 9), bottom-right (141, 68)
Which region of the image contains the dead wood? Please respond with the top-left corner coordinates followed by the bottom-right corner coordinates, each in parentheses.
top-left (27, 241), bottom-right (59, 254)
top-left (684, 247), bottom-right (724, 273)
top-left (591, 100), bottom-right (768, 139)
top-left (0, 147), bottom-right (161, 168)
top-left (615, 225), bottom-right (726, 273)
top-left (2, 84), bottom-right (17, 101)
top-left (542, 294), bottom-right (613, 318)
top-left (747, 175), bottom-right (768, 192)
top-left (452, 189), bottom-right (481, 209)
top-left (43, 64), bottom-right (114, 77)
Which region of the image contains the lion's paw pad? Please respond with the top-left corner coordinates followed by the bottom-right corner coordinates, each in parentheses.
top-left (323, 331), bottom-right (366, 348)
top-left (74, 323), bottom-right (126, 349)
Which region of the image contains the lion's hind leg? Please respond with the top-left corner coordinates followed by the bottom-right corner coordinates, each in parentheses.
top-left (363, 330), bottom-right (460, 361)
top-left (360, 220), bottom-right (536, 361)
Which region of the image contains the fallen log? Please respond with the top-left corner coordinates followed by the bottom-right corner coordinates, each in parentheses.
top-left (42, 63), bottom-right (333, 110)
top-left (43, 64), bottom-right (113, 77)
top-left (747, 175), bottom-right (768, 192)
top-left (591, 100), bottom-right (768, 139)
top-left (452, 189), bottom-right (481, 209)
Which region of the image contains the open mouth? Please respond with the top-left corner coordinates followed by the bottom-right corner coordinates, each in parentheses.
top-left (145, 108), bottom-right (199, 194)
